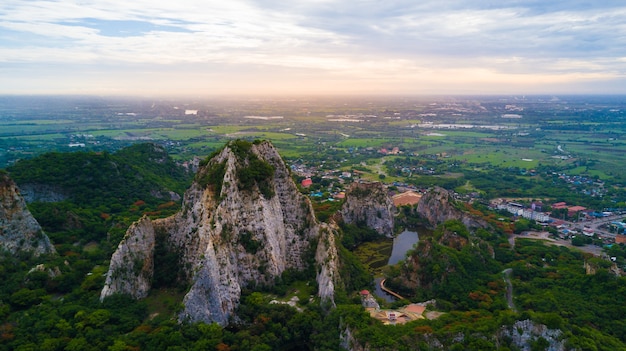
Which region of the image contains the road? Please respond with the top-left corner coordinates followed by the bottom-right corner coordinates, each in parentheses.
top-left (510, 231), bottom-right (605, 257)
top-left (555, 213), bottom-right (624, 238)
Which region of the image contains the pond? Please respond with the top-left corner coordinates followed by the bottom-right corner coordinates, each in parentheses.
top-left (372, 230), bottom-right (419, 302)
top-left (387, 230), bottom-right (419, 265)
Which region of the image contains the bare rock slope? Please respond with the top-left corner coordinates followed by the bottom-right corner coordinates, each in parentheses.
top-left (341, 182), bottom-right (394, 237)
top-left (416, 186), bottom-right (488, 230)
top-left (101, 141), bottom-right (339, 325)
top-left (0, 172), bottom-right (56, 256)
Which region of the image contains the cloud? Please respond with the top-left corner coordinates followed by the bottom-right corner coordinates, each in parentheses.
top-left (1, 0), bottom-right (625, 94)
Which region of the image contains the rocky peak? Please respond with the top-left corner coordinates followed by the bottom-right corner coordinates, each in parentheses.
top-left (0, 172), bottom-right (56, 256)
top-left (341, 182), bottom-right (394, 237)
top-left (416, 187), bottom-right (488, 230)
top-left (101, 140), bottom-right (339, 325)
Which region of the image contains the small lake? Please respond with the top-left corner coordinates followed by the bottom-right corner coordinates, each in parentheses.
top-left (371, 230), bottom-right (420, 302)
top-left (387, 230), bottom-right (419, 265)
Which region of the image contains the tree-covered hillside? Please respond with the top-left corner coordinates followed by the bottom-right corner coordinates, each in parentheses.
top-left (6, 143), bottom-right (192, 249)
top-left (8, 143), bottom-right (190, 208)
top-left (2, 144), bottom-right (626, 350)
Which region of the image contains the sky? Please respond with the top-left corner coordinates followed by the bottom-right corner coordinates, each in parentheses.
top-left (1, 0), bottom-right (626, 96)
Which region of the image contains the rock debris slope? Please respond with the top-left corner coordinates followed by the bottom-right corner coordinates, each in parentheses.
top-left (0, 172), bottom-right (56, 256)
top-left (101, 140), bottom-right (339, 325)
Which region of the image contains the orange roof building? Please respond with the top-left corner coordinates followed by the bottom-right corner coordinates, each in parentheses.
top-left (567, 205), bottom-right (587, 213)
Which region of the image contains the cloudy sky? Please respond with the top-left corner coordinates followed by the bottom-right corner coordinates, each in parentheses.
top-left (1, 0), bottom-right (625, 96)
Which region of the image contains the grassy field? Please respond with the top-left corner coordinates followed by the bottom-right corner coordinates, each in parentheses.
top-left (353, 239), bottom-right (394, 275)
top-left (4, 100), bottom-right (626, 181)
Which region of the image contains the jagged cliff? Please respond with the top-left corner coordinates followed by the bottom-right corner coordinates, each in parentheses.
top-left (341, 182), bottom-right (394, 237)
top-left (416, 186), bottom-right (488, 230)
top-left (101, 216), bottom-right (155, 299)
top-left (0, 172), bottom-right (56, 256)
top-left (101, 140), bottom-right (339, 325)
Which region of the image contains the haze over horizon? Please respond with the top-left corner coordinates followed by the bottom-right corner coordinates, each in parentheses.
top-left (1, 1), bottom-right (626, 97)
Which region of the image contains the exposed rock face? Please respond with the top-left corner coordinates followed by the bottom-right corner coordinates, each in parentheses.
top-left (101, 216), bottom-right (155, 300)
top-left (101, 141), bottom-right (339, 325)
top-left (416, 187), bottom-right (487, 230)
top-left (316, 222), bottom-right (340, 303)
top-left (341, 182), bottom-right (394, 237)
top-left (497, 319), bottom-right (565, 351)
top-left (0, 173), bottom-right (55, 256)
top-left (19, 183), bottom-right (69, 203)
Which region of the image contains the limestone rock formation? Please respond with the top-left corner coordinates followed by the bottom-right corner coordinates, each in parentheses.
top-left (101, 140), bottom-right (340, 325)
top-left (416, 186), bottom-right (488, 230)
top-left (316, 222), bottom-right (340, 303)
top-left (341, 182), bottom-right (394, 237)
top-left (101, 216), bottom-right (155, 299)
top-left (0, 172), bottom-right (56, 256)
top-left (497, 319), bottom-right (565, 351)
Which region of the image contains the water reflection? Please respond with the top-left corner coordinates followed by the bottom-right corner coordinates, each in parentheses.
top-left (373, 277), bottom-right (395, 303)
top-left (388, 230), bottom-right (419, 265)
top-left (372, 230), bottom-right (419, 302)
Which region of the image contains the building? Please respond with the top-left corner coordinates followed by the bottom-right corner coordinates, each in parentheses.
top-left (301, 178), bottom-right (313, 188)
top-left (567, 205), bottom-right (587, 217)
top-left (497, 201), bottom-right (550, 222)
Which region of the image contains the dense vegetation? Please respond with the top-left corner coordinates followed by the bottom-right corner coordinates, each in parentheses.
top-left (6, 143), bottom-right (192, 251)
top-left (4, 213), bottom-right (625, 350)
top-left (8, 143), bottom-right (190, 208)
top-left (2, 133), bottom-right (626, 349)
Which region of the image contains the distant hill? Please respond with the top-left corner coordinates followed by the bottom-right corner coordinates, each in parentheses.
top-left (5, 143), bottom-right (192, 247)
top-left (7, 143), bottom-right (191, 209)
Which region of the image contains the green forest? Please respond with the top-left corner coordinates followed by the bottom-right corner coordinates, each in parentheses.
top-left (1, 143), bottom-right (626, 350)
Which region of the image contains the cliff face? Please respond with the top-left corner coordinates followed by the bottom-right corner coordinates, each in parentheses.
top-left (497, 319), bottom-right (565, 351)
top-left (101, 216), bottom-right (155, 299)
top-left (0, 173), bottom-right (56, 256)
top-left (101, 141), bottom-right (339, 325)
top-left (416, 187), bottom-right (487, 230)
top-left (341, 182), bottom-right (394, 237)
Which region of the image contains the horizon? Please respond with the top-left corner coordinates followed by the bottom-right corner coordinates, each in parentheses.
top-left (2, 1), bottom-right (626, 96)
